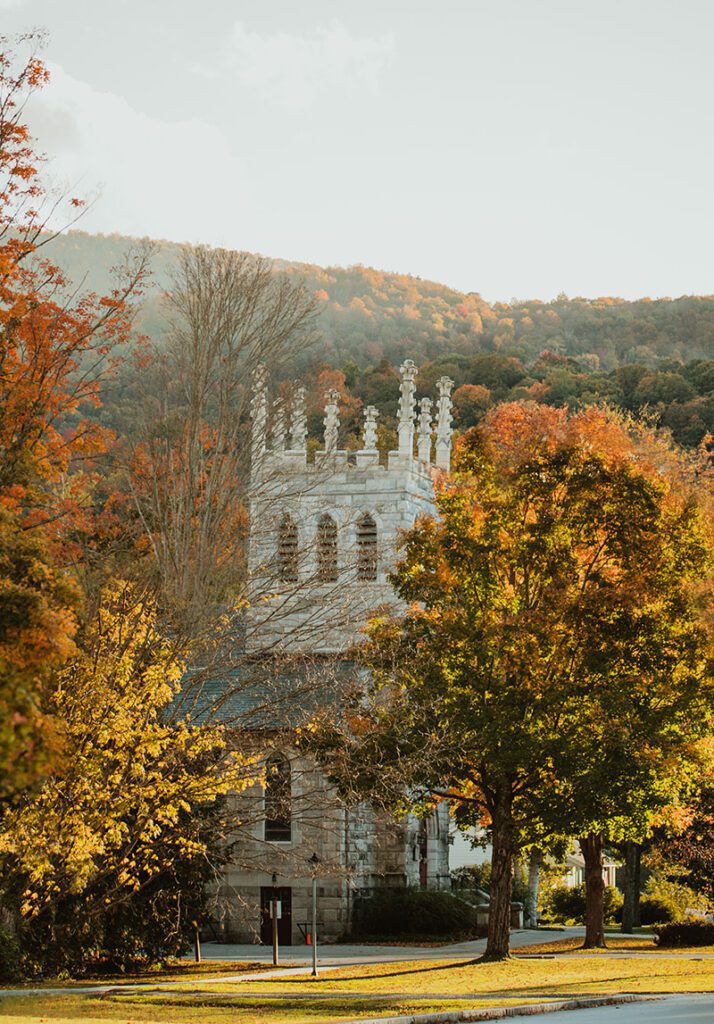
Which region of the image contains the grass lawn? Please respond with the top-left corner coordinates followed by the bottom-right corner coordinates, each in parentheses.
top-left (0, 994), bottom-right (546, 1024)
top-left (190, 954), bottom-right (714, 996)
top-left (0, 953), bottom-right (710, 1024)
top-left (515, 937), bottom-right (714, 955)
top-left (3, 961), bottom-right (268, 990)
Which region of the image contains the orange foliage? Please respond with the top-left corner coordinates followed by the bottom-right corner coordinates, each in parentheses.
top-left (0, 36), bottom-right (146, 800)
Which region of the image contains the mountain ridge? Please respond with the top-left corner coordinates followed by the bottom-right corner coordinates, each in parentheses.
top-left (45, 229), bottom-right (714, 372)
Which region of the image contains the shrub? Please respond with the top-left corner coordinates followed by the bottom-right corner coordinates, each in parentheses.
top-left (451, 863), bottom-right (490, 893)
top-left (639, 898), bottom-right (675, 925)
top-left (0, 928), bottom-right (22, 982)
top-left (643, 872), bottom-right (702, 923)
top-left (352, 887), bottom-right (478, 938)
top-left (654, 920), bottom-right (714, 947)
top-left (614, 897), bottom-right (675, 926)
top-left (540, 883), bottom-right (622, 925)
top-left (6, 798), bottom-right (229, 976)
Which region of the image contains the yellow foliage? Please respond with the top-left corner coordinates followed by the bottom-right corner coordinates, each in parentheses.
top-left (0, 583), bottom-right (257, 915)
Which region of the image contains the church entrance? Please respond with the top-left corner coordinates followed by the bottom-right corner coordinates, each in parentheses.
top-left (260, 886), bottom-right (293, 945)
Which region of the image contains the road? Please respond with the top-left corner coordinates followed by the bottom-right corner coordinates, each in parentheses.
top-left (542, 995), bottom-right (714, 1022)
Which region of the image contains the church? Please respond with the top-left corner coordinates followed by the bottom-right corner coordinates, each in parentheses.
top-left (213, 360), bottom-right (456, 944)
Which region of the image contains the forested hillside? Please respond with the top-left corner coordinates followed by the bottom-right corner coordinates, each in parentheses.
top-left (46, 230), bottom-right (714, 448)
top-left (46, 230), bottom-right (714, 368)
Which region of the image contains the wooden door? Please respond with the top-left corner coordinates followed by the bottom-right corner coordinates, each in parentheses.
top-left (260, 886), bottom-right (293, 945)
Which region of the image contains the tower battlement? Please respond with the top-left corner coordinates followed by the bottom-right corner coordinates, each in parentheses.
top-left (247, 361), bottom-right (453, 654)
top-left (250, 359), bottom-right (454, 484)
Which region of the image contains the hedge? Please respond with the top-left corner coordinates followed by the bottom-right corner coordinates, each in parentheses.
top-left (351, 887), bottom-right (478, 937)
top-left (654, 919), bottom-right (714, 947)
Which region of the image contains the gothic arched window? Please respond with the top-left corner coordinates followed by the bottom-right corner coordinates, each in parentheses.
top-left (317, 514), bottom-right (338, 582)
top-left (356, 513), bottom-right (378, 581)
top-left (277, 514), bottom-right (298, 582)
top-left (264, 754), bottom-right (292, 842)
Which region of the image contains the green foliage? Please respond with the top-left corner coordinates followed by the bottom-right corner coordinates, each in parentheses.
top-left (641, 871), bottom-right (704, 923)
top-left (540, 883), bottom-right (622, 925)
top-left (638, 899), bottom-right (676, 926)
top-left (351, 887), bottom-right (478, 938)
top-left (0, 928), bottom-right (22, 982)
top-left (654, 920), bottom-right (714, 947)
top-left (451, 863), bottom-right (491, 894)
top-left (614, 897), bottom-right (675, 926)
top-left (42, 230), bottom-right (714, 453)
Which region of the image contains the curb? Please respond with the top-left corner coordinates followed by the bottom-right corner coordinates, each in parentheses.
top-left (336, 994), bottom-right (659, 1024)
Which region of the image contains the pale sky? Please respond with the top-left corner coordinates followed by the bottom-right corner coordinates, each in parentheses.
top-left (6, 0), bottom-right (714, 301)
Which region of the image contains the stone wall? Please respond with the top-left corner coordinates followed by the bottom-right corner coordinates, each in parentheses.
top-left (246, 452), bottom-right (438, 653)
top-left (214, 751), bottom-right (451, 943)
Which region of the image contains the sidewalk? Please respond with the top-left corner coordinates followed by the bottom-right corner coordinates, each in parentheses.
top-left (197, 927), bottom-right (576, 969)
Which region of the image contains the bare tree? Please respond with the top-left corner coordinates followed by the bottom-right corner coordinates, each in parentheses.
top-left (126, 244), bottom-right (319, 635)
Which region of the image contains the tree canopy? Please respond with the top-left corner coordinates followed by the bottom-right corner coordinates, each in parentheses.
top-left (308, 403), bottom-right (714, 958)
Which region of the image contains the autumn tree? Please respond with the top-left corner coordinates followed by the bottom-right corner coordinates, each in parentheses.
top-left (664, 786), bottom-right (714, 904)
top-left (309, 403), bottom-right (714, 960)
top-left (0, 583), bottom-right (255, 972)
top-left (0, 34), bottom-right (148, 802)
top-left (452, 383), bottom-right (491, 427)
top-left (0, 37), bottom-right (262, 974)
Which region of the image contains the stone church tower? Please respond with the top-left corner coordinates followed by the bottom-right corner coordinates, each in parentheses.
top-left (219, 361), bottom-right (454, 944)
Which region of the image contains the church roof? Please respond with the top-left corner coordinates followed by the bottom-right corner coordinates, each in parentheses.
top-left (168, 656), bottom-right (359, 731)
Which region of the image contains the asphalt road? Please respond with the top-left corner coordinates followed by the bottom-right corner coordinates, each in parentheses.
top-left (542, 995), bottom-right (714, 1022)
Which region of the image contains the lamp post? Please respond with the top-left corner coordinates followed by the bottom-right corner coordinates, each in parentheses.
top-left (308, 852), bottom-right (320, 977)
top-left (271, 872), bottom-right (279, 967)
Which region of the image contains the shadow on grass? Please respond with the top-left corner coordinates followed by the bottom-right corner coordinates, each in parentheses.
top-left (250, 956), bottom-right (504, 986)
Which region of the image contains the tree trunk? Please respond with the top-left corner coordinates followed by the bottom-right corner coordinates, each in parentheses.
top-left (580, 832), bottom-right (607, 948)
top-left (483, 785), bottom-right (515, 960)
top-left (526, 848), bottom-right (541, 928)
top-left (621, 841), bottom-right (641, 935)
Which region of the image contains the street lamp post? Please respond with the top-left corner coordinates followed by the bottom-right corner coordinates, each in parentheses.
top-left (271, 872), bottom-right (279, 967)
top-left (308, 852), bottom-right (320, 977)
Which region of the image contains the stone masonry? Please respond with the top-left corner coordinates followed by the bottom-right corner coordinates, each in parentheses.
top-left (218, 361), bottom-right (453, 944)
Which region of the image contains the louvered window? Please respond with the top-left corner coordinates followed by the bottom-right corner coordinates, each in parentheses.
top-left (277, 514), bottom-right (298, 582)
top-left (356, 513), bottom-right (378, 581)
top-left (317, 514), bottom-right (338, 582)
